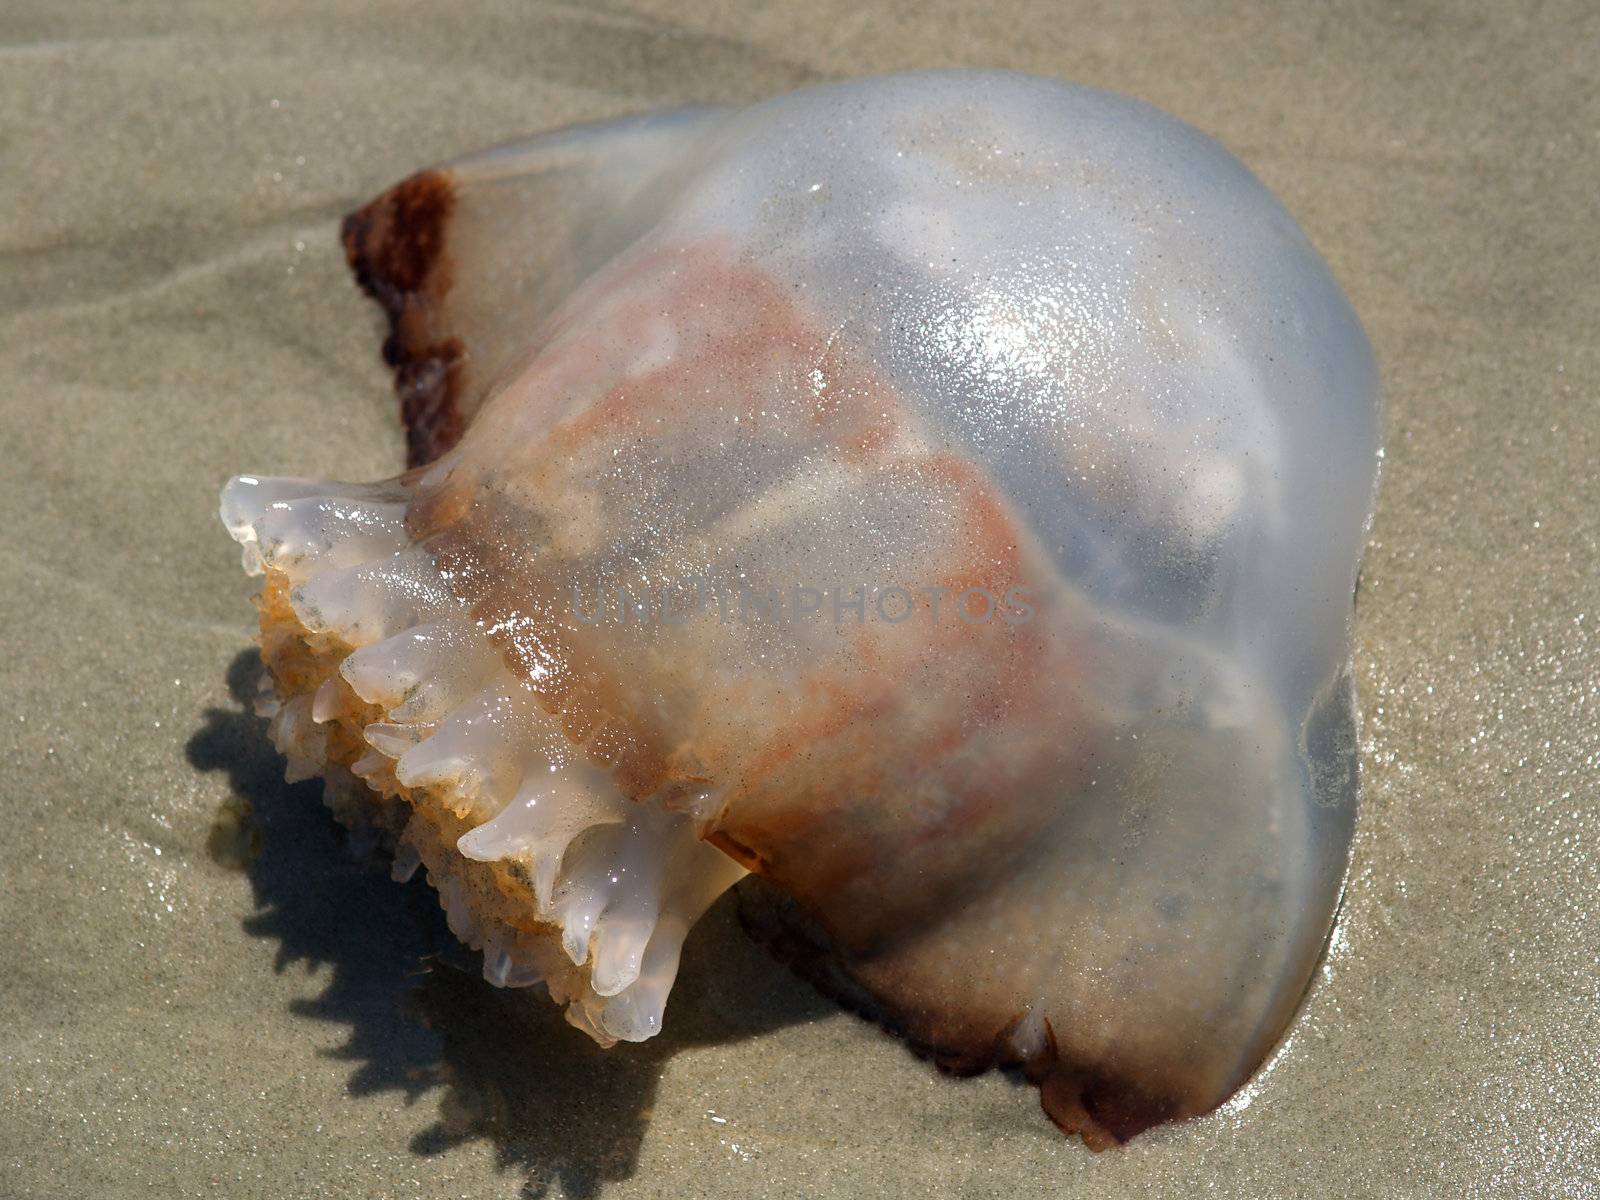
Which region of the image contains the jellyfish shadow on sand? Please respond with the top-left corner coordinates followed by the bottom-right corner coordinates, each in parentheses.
top-left (188, 649), bottom-right (832, 1199)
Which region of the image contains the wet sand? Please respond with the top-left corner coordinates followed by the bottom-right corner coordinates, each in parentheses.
top-left (2, 1), bottom-right (1596, 1196)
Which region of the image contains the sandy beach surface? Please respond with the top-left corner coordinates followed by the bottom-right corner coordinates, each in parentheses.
top-left (3, 1), bottom-right (1597, 1196)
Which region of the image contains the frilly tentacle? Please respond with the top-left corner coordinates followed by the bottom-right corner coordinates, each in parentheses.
top-left (221, 473), bottom-right (746, 1044)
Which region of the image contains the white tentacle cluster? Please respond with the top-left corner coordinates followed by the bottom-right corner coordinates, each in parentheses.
top-left (221, 474), bottom-right (746, 1044)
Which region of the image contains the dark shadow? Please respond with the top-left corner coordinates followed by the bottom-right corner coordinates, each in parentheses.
top-left (188, 649), bottom-right (830, 1199)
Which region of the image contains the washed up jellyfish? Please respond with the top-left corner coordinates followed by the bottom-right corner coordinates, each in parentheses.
top-left (220, 70), bottom-right (1380, 1147)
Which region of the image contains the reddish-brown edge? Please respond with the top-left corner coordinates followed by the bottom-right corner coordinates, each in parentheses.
top-left (340, 170), bottom-right (465, 467)
top-left (734, 875), bottom-right (1185, 1150)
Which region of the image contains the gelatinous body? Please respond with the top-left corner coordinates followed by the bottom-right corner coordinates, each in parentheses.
top-left (221, 70), bottom-right (1380, 1146)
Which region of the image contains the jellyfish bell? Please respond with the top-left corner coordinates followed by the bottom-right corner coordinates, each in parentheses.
top-left (221, 69), bottom-right (1379, 1147)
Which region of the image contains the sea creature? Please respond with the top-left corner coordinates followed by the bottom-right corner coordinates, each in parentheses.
top-left (220, 70), bottom-right (1380, 1147)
